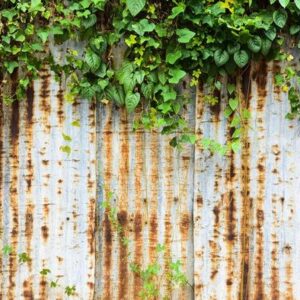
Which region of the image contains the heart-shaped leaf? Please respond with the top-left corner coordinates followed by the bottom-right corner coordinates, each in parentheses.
top-left (125, 92), bottom-right (140, 112)
top-left (126, 0), bottom-right (145, 16)
top-left (261, 38), bottom-right (272, 56)
top-left (279, 0), bottom-right (290, 7)
top-left (214, 49), bottom-right (229, 67)
top-left (168, 68), bottom-right (186, 84)
top-left (234, 50), bottom-right (249, 68)
top-left (247, 36), bottom-right (262, 53)
top-left (273, 9), bottom-right (288, 28)
top-left (176, 28), bottom-right (195, 43)
top-left (85, 50), bottom-right (101, 72)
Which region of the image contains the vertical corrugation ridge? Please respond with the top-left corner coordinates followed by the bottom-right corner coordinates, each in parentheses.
top-left (21, 84), bottom-right (35, 299)
top-left (117, 109), bottom-right (129, 299)
top-left (133, 130), bottom-right (144, 298)
top-left (8, 71), bottom-right (20, 299)
top-left (253, 61), bottom-right (268, 300)
top-left (0, 80), bottom-right (4, 296)
top-left (238, 67), bottom-right (252, 300)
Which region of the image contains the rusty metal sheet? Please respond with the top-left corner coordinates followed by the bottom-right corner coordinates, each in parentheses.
top-left (0, 66), bottom-right (96, 299)
top-left (95, 102), bottom-right (195, 299)
top-left (194, 61), bottom-right (300, 299)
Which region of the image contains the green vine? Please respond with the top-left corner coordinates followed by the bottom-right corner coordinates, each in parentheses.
top-left (1, 0), bottom-right (300, 149)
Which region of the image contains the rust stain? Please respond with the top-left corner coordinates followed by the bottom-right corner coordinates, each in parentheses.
top-left (180, 213), bottom-right (190, 240)
top-left (39, 276), bottom-right (48, 299)
top-left (163, 143), bottom-right (174, 295)
top-left (149, 134), bottom-right (159, 263)
top-left (87, 198), bottom-right (96, 255)
top-left (211, 204), bottom-right (220, 281)
top-left (225, 156), bottom-right (237, 299)
top-left (117, 210), bottom-right (128, 300)
top-left (8, 83), bottom-right (20, 299)
top-left (133, 131), bottom-right (144, 298)
top-left (25, 204), bottom-right (34, 270)
top-left (272, 61), bottom-right (281, 97)
top-left (133, 213), bottom-right (143, 297)
top-left (238, 66), bottom-right (253, 300)
top-left (41, 225), bottom-right (49, 241)
top-left (103, 213), bottom-right (112, 299)
top-left (285, 256), bottom-right (294, 299)
top-left (56, 85), bottom-right (65, 125)
top-left (23, 280), bottom-right (34, 299)
top-left (117, 109), bottom-right (129, 299)
top-left (39, 68), bottom-right (51, 133)
top-left (102, 105), bottom-right (113, 299)
top-left (253, 61), bottom-right (267, 300)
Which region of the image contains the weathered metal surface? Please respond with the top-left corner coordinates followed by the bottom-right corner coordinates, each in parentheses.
top-left (95, 101), bottom-right (195, 299)
top-left (0, 67), bottom-right (96, 299)
top-left (1, 57), bottom-right (300, 299)
top-left (194, 61), bottom-right (300, 299)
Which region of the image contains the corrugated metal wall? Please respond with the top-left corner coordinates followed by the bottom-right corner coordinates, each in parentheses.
top-left (1, 59), bottom-right (300, 299)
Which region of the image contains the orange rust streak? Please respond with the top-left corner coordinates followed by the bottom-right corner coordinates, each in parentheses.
top-left (253, 61), bottom-right (267, 299)
top-left (238, 71), bottom-right (252, 300)
top-left (164, 144), bottom-right (174, 296)
top-left (133, 131), bottom-right (144, 298)
top-left (117, 110), bottom-right (129, 299)
top-left (102, 108), bottom-right (113, 299)
top-left (38, 68), bottom-right (51, 134)
top-left (148, 134), bottom-right (159, 263)
top-left (24, 84), bottom-right (35, 277)
top-left (8, 98), bottom-right (20, 300)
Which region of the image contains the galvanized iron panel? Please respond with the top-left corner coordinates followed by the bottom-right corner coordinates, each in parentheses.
top-left (0, 67), bottom-right (96, 299)
top-left (194, 61), bottom-right (300, 299)
top-left (95, 102), bottom-right (195, 300)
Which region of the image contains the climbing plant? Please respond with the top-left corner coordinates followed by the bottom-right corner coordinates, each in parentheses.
top-left (1, 0), bottom-right (300, 150)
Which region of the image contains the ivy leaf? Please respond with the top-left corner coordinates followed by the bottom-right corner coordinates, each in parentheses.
top-left (261, 38), bottom-right (272, 55)
top-left (37, 30), bottom-right (49, 43)
top-left (125, 92), bottom-right (140, 112)
top-left (15, 33), bottom-right (25, 42)
top-left (234, 50), bottom-right (249, 68)
top-left (158, 70), bottom-right (168, 85)
top-left (231, 140), bottom-right (241, 153)
top-left (279, 0), bottom-right (290, 7)
top-left (30, 0), bottom-right (43, 12)
top-left (85, 50), bottom-right (101, 72)
top-left (227, 84), bottom-right (236, 95)
top-left (116, 61), bottom-right (134, 84)
top-left (166, 50), bottom-right (182, 64)
top-left (176, 28), bottom-right (195, 43)
top-left (62, 133), bottom-right (72, 142)
top-left (229, 98), bottom-right (239, 111)
top-left (60, 145), bottom-right (71, 156)
top-left (273, 9), bottom-right (288, 28)
top-left (2, 245), bottom-right (13, 255)
top-left (214, 49), bottom-right (229, 67)
top-left (247, 36), bottom-right (262, 53)
top-left (224, 107), bottom-right (233, 118)
top-left (126, 0), bottom-right (145, 16)
top-left (106, 85), bottom-right (125, 107)
top-left (295, 0), bottom-right (300, 9)
top-left (5, 61), bottom-right (19, 74)
top-left (290, 24), bottom-right (300, 35)
top-left (168, 68), bottom-right (186, 84)
top-left (227, 43), bottom-right (240, 54)
top-left (169, 3), bottom-right (186, 19)
top-left (132, 19), bottom-right (155, 35)
top-left (265, 27), bottom-right (277, 41)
